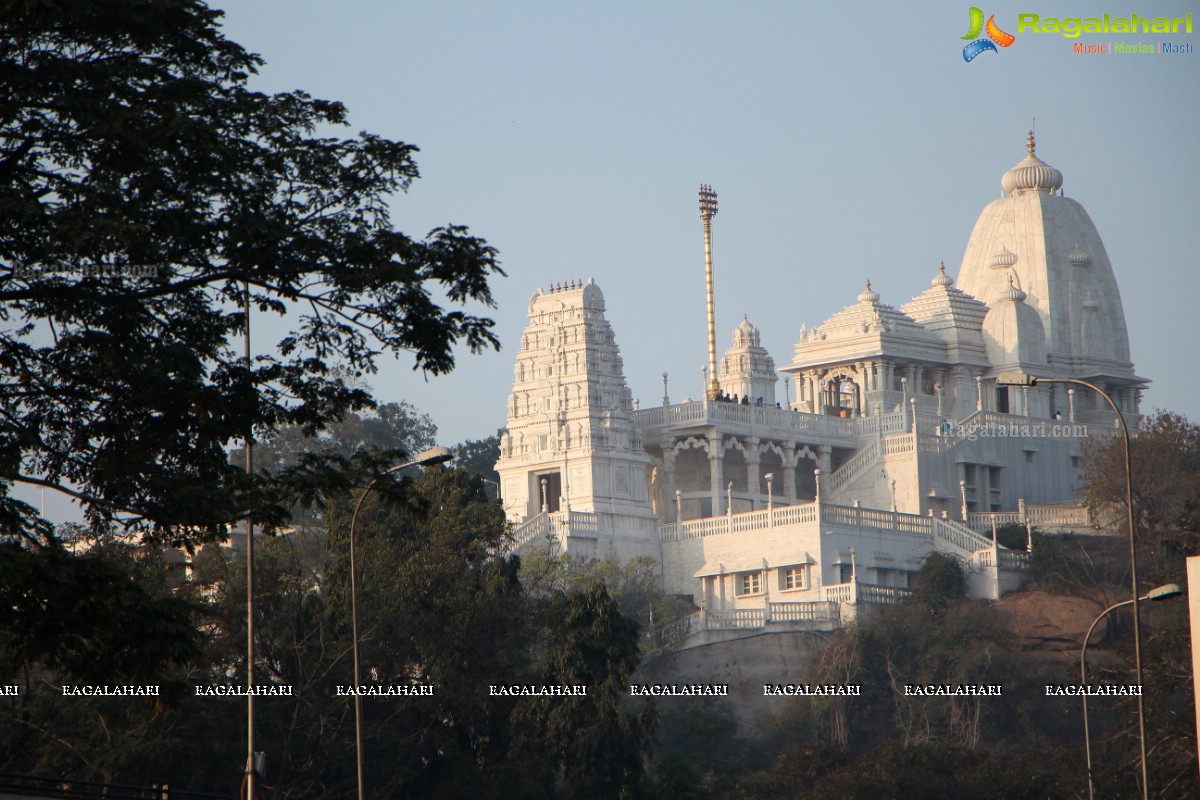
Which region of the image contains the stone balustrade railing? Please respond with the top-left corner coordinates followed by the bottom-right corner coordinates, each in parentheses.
top-left (659, 502), bottom-right (819, 542)
top-left (822, 504), bottom-right (932, 535)
top-left (508, 509), bottom-right (601, 550)
top-left (972, 548), bottom-right (1032, 570)
top-left (882, 436), bottom-right (915, 456)
top-left (706, 608), bottom-right (766, 629)
top-left (829, 439), bottom-right (880, 493)
top-left (703, 601), bottom-right (840, 631)
top-left (821, 581), bottom-right (914, 606)
top-left (967, 504), bottom-right (1091, 533)
top-left (822, 583), bottom-right (854, 604)
top-left (634, 402), bottom-right (921, 442)
top-left (931, 516), bottom-right (998, 556)
top-left (858, 583), bottom-right (915, 605)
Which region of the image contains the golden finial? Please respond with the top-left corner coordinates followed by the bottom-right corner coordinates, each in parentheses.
top-left (1007, 273), bottom-right (1015, 287)
top-left (1026, 130), bottom-right (1036, 158)
top-left (939, 261), bottom-right (946, 274)
top-left (865, 279), bottom-right (872, 291)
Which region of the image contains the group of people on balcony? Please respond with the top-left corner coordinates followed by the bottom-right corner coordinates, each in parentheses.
top-left (713, 391), bottom-right (782, 409)
top-left (714, 390), bottom-right (753, 405)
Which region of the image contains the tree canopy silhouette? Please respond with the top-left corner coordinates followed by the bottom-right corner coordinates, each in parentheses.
top-left (0, 0), bottom-right (504, 545)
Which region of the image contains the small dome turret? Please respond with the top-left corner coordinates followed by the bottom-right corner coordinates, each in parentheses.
top-left (858, 280), bottom-right (880, 304)
top-left (996, 273), bottom-right (1027, 303)
top-left (1001, 131), bottom-right (1064, 196)
top-left (932, 261), bottom-right (954, 288)
top-left (732, 314), bottom-right (760, 347)
top-left (989, 246), bottom-right (1018, 269)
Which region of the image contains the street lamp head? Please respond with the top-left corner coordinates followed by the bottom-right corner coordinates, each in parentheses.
top-left (996, 371), bottom-right (1038, 387)
top-left (764, 472), bottom-right (774, 482)
top-left (383, 446), bottom-right (455, 475)
top-left (413, 446), bottom-right (454, 466)
top-left (1144, 583), bottom-right (1183, 602)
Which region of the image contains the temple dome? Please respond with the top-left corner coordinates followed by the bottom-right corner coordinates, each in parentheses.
top-left (1000, 131), bottom-right (1063, 196)
top-left (900, 263), bottom-right (989, 365)
top-left (982, 275), bottom-right (1046, 368)
top-left (988, 246), bottom-right (1017, 269)
top-left (732, 314), bottom-right (760, 347)
top-left (857, 280), bottom-right (880, 304)
top-left (956, 133), bottom-right (1135, 375)
top-left (932, 261), bottom-right (954, 287)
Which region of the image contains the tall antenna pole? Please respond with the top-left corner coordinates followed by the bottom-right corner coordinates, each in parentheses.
top-left (699, 184), bottom-right (719, 400)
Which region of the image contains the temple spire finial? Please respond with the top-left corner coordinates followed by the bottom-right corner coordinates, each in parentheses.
top-left (1026, 130), bottom-right (1036, 158)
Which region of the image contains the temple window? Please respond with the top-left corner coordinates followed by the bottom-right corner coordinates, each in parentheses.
top-left (738, 572), bottom-right (762, 596)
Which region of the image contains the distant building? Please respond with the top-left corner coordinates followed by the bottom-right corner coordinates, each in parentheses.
top-left (495, 135), bottom-right (1144, 641)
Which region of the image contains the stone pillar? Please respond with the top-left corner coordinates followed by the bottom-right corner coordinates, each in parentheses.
top-left (978, 466), bottom-right (991, 513)
top-left (1068, 387), bottom-right (1076, 422)
top-left (744, 437), bottom-right (761, 510)
top-left (856, 362), bottom-right (868, 414)
top-left (817, 444), bottom-right (833, 475)
top-left (662, 447), bottom-right (677, 523)
top-left (782, 442), bottom-right (798, 502)
top-left (708, 435), bottom-right (724, 516)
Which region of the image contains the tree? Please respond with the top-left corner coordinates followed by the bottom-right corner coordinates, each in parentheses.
top-left (511, 584), bottom-right (656, 800)
top-left (518, 551), bottom-right (693, 656)
top-left (912, 551), bottom-right (966, 610)
top-left (228, 401), bottom-right (438, 530)
top-left (0, 0), bottom-right (504, 546)
top-left (449, 431), bottom-right (503, 484)
top-left (229, 401), bottom-right (437, 477)
top-left (1082, 410), bottom-right (1200, 559)
top-left (0, 466), bottom-right (658, 798)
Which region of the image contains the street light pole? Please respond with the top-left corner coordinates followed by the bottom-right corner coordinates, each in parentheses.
top-left (242, 281), bottom-right (257, 800)
top-left (1080, 584), bottom-right (1183, 800)
top-left (996, 372), bottom-right (1147, 798)
top-left (347, 446), bottom-right (454, 800)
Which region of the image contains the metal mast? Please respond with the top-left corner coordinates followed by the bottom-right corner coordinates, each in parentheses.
top-left (699, 184), bottom-right (719, 400)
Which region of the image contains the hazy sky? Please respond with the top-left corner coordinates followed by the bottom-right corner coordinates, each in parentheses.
top-left (18, 0), bottom-right (1200, 520)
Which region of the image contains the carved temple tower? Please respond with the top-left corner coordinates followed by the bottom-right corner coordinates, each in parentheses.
top-left (495, 279), bottom-right (659, 560)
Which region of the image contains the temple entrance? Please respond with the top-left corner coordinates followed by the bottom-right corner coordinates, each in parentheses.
top-left (823, 374), bottom-right (859, 417)
top-left (532, 471), bottom-right (561, 514)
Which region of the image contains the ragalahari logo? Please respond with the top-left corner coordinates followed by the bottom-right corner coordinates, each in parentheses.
top-left (962, 7), bottom-right (1016, 61)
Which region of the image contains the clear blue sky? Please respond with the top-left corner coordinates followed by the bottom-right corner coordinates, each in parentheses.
top-left (20, 1), bottom-right (1200, 521)
top-left (210, 0), bottom-right (1200, 443)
